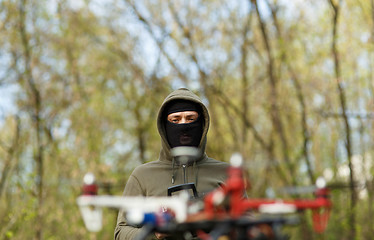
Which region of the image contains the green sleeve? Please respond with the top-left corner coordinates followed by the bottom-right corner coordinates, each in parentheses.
top-left (114, 175), bottom-right (150, 240)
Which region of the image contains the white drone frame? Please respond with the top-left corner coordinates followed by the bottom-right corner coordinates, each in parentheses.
top-left (77, 195), bottom-right (188, 232)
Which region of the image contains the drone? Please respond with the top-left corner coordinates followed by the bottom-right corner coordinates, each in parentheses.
top-left (77, 148), bottom-right (332, 240)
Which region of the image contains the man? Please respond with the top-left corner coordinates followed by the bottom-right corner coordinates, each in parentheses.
top-left (114, 88), bottom-right (229, 240)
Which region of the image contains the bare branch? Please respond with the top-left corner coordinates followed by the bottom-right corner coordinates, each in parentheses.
top-left (252, 0), bottom-right (295, 184)
top-left (0, 115), bottom-right (21, 198)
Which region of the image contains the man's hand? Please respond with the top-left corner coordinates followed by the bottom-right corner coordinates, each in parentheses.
top-left (154, 232), bottom-right (168, 239)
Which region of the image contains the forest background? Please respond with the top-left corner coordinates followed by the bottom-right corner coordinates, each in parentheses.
top-left (0, 0), bottom-right (373, 239)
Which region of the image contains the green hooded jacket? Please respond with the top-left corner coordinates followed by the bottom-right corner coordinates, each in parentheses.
top-left (114, 88), bottom-right (229, 240)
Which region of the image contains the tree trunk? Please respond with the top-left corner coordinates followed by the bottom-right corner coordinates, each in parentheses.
top-left (19, 1), bottom-right (44, 239)
top-left (328, 0), bottom-right (357, 239)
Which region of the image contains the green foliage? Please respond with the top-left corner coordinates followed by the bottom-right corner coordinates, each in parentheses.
top-left (0, 0), bottom-right (373, 239)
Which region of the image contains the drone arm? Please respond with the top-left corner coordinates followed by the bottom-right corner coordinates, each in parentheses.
top-left (77, 195), bottom-right (188, 232)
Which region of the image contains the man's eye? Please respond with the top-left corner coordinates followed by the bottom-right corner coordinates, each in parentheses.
top-left (171, 119), bottom-right (179, 123)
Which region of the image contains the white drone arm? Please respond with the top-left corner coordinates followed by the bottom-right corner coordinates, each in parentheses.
top-left (77, 195), bottom-right (188, 232)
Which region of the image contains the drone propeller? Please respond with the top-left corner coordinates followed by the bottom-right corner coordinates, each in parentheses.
top-left (326, 181), bottom-right (365, 190)
top-left (277, 178), bottom-right (364, 195)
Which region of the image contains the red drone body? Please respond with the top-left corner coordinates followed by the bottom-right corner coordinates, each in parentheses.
top-left (197, 163), bottom-right (332, 233)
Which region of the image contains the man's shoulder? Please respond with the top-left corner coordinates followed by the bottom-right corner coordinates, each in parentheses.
top-left (201, 157), bottom-right (229, 167)
top-left (131, 160), bottom-right (168, 175)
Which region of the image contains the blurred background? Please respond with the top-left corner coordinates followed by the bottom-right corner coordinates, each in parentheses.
top-left (0, 0), bottom-right (373, 239)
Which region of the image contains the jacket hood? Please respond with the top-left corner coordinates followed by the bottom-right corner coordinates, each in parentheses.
top-left (157, 88), bottom-right (210, 162)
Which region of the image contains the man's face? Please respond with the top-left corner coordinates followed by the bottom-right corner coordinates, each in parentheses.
top-left (167, 111), bottom-right (199, 124)
top-left (165, 110), bottom-right (202, 147)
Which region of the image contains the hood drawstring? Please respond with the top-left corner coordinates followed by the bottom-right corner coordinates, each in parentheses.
top-left (182, 164), bottom-right (187, 183)
top-left (171, 158), bottom-right (176, 184)
top-left (193, 160), bottom-right (199, 188)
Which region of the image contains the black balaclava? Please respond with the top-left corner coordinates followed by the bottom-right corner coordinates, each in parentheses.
top-left (164, 100), bottom-right (203, 148)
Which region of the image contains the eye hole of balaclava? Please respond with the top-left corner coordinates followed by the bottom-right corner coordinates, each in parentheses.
top-left (164, 100), bottom-right (203, 148)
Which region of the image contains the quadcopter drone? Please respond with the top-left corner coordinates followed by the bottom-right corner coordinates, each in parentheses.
top-left (77, 148), bottom-right (332, 240)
